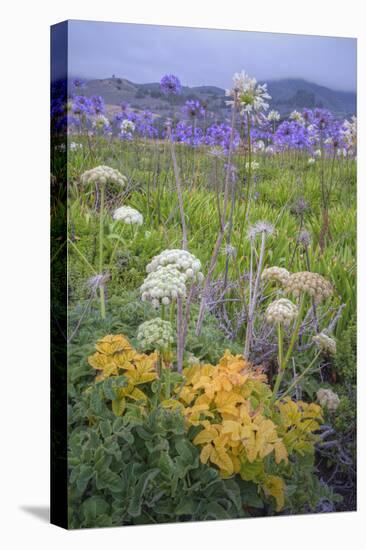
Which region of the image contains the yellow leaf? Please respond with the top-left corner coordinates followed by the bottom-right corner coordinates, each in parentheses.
top-left (193, 425), bottom-right (219, 445)
top-left (130, 387), bottom-right (148, 402)
top-left (263, 475), bottom-right (285, 511)
top-left (274, 441), bottom-right (288, 464)
top-left (215, 391), bottom-right (244, 416)
top-left (95, 334), bottom-right (132, 355)
top-left (200, 443), bottom-right (213, 464)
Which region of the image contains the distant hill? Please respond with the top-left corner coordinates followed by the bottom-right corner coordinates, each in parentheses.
top-left (77, 76), bottom-right (356, 120)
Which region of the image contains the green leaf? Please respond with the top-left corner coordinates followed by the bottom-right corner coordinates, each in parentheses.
top-left (100, 420), bottom-right (112, 439)
top-left (127, 469), bottom-right (160, 517)
top-left (81, 496), bottom-right (110, 524)
top-left (158, 452), bottom-right (175, 477)
top-left (96, 468), bottom-right (124, 493)
top-left (112, 397), bottom-right (126, 416)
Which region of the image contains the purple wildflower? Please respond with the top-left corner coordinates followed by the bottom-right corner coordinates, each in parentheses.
top-left (160, 74), bottom-right (182, 96)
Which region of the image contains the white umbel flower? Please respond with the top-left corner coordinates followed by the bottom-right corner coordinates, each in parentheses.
top-left (261, 266), bottom-right (290, 286)
top-left (80, 165), bottom-right (126, 187)
top-left (120, 119), bottom-right (135, 134)
top-left (113, 206), bottom-right (143, 225)
top-left (313, 332), bottom-right (337, 355)
top-left (146, 249), bottom-right (204, 283)
top-left (290, 110), bottom-right (305, 124)
top-left (265, 298), bottom-right (298, 325)
top-left (267, 110), bottom-right (280, 122)
top-left (316, 388), bottom-right (340, 412)
top-left (308, 157), bottom-right (316, 165)
top-left (93, 115), bottom-right (110, 131)
top-left (140, 265), bottom-right (187, 308)
top-left (137, 318), bottom-right (174, 350)
top-left (225, 71), bottom-right (271, 114)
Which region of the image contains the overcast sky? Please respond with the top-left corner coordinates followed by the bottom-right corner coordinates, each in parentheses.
top-left (66, 20), bottom-right (356, 92)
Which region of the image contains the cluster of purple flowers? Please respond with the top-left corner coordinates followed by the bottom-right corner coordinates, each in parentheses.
top-left (181, 99), bottom-right (206, 119)
top-left (160, 74), bottom-right (182, 96)
top-left (113, 105), bottom-right (158, 139)
top-left (71, 95), bottom-right (105, 116)
top-left (274, 120), bottom-right (311, 150)
top-left (52, 74), bottom-right (355, 156)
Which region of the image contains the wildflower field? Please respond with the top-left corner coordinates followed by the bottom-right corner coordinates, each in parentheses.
top-left (51, 71), bottom-right (356, 527)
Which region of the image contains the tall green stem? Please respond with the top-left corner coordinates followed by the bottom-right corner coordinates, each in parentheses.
top-left (283, 294), bottom-right (306, 370)
top-left (270, 294), bottom-right (306, 404)
top-left (270, 323), bottom-right (284, 403)
top-left (281, 351), bottom-right (321, 399)
top-left (99, 182), bottom-right (106, 319)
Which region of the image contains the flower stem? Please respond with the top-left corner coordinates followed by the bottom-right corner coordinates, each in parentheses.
top-left (99, 181), bottom-right (106, 319)
top-left (282, 293), bottom-right (306, 370)
top-left (270, 323), bottom-right (284, 403)
top-left (281, 351), bottom-right (322, 399)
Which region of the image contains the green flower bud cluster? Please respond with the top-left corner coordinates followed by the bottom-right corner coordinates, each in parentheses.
top-left (140, 266), bottom-right (187, 308)
top-left (137, 318), bottom-right (174, 351)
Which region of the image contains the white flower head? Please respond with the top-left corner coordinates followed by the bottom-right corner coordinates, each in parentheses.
top-left (308, 157), bottom-right (316, 165)
top-left (290, 110), bottom-right (305, 124)
top-left (120, 119), bottom-right (136, 134)
top-left (313, 332), bottom-right (337, 355)
top-left (146, 249), bottom-right (204, 284)
top-left (140, 265), bottom-right (187, 308)
top-left (267, 110), bottom-right (280, 122)
top-left (113, 205), bottom-right (143, 225)
top-left (93, 115), bottom-right (110, 131)
top-left (265, 298), bottom-right (298, 326)
top-left (80, 165), bottom-right (127, 187)
top-left (317, 388), bottom-right (340, 412)
top-left (226, 71), bottom-right (271, 114)
top-left (69, 141), bottom-right (83, 150)
top-left (261, 266), bottom-right (290, 286)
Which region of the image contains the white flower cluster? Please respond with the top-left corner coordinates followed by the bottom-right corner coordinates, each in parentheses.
top-left (136, 318), bottom-right (174, 350)
top-left (80, 165), bottom-right (126, 187)
top-left (253, 140), bottom-right (265, 153)
top-left (308, 157), bottom-right (316, 165)
top-left (261, 266), bottom-right (290, 285)
top-left (316, 388), bottom-right (340, 412)
top-left (226, 71), bottom-right (271, 114)
top-left (141, 265), bottom-right (187, 308)
top-left (285, 271), bottom-right (333, 304)
top-left (313, 332), bottom-right (337, 355)
top-left (267, 110), bottom-right (280, 122)
top-left (120, 119), bottom-right (135, 134)
top-left (113, 206), bottom-right (143, 225)
top-left (290, 110), bottom-right (305, 124)
top-left (246, 160), bottom-right (260, 171)
top-left (69, 141), bottom-right (83, 151)
top-left (93, 115), bottom-right (110, 131)
top-left (341, 116), bottom-right (357, 152)
top-left (265, 298), bottom-right (298, 326)
top-left (146, 249), bottom-right (204, 283)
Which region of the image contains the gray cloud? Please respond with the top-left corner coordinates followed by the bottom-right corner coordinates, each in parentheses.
top-left (67, 20), bottom-right (356, 91)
